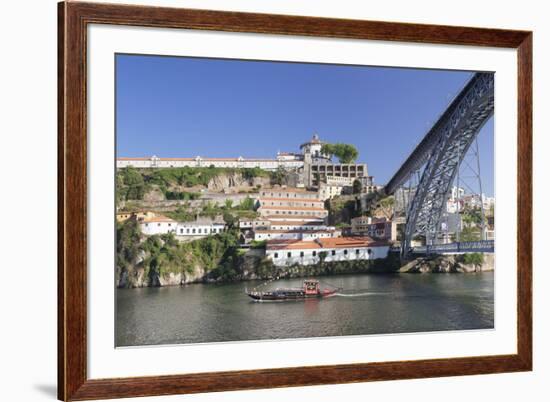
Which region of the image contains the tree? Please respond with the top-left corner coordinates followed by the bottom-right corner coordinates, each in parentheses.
top-left (321, 143), bottom-right (359, 164)
top-left (224, 199), bottom-right (233, 210)
top-left (223, 211), bottom-right (237, 228)
top-left (120, 166), bottom-right (146, 200)
top-left (462, 253), bottom-right (484, 266)
top-left (270, 167), bottom-right (287, 186)
top-left (239, 196), bottom-right (256, 211)
top-left (318, 251), bottom-right (328, 266)
top-left (462, 206), bottom-right (483, 227)
top-left (352, 179), bottom-right (362, 194)
top-left (378, 196), bottom-right (395, 220)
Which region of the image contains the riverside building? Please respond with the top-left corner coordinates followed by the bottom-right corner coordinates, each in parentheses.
top-left (265, 237), bottom-right (390, 267)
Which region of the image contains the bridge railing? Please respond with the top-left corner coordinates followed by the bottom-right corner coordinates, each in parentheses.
top-left (406, 240), bottom-right (495, 255)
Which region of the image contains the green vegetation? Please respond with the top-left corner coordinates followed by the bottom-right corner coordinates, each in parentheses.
top-left (459, 227), bottom-right (482, 241)
top-left (462, 206), bottom-right (483, 226)
top-left (269, 167), bottom-right (289, 186)
top-left (239, 196), bottom-right (256, 211)
top-left (117, 166), bottom-right (148, 201)
top-left (327, 196), bottom-right (360, 225)
top-left (352, 179), bottom-right (362, 194)
top-left (165, 191), bottom-right (200, 201)
top-left (242, 167), bottom-right (269, 180)
top-left (321, 143), bottom-right (359, 164)
top-left (116, 219), bottom-right (245, 286)
top-left (222, 211), bottom-right (237, 228)
top-left (376, 196), bottom-right (395, 220)
top-left (459, 253), bottom-right (484, 266)
top-left (318, 251), bottom-right (328, 265)
top-left (116, 218), bottom-right (142, 273)
top-left (249, 240), bottom-right (267, 249)
top-left (459, 207), bottom-right (484, 241)
top-left (165, 206), bottom-right (196, 222)
top-left (145, 166), bottom-right (268, 188)
top-left (116, 166), bottom-right (269, 202)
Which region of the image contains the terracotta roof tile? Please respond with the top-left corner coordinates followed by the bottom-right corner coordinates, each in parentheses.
top-left (259, 197), bottom-right (324, 203)
top-left (140, 215), bottom-right (175, 223)
top-left (266, 236), bottom-right (389, 250)
top-left (259, 206), bottom-right (327, 212)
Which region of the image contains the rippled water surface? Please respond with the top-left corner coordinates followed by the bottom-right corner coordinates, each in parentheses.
top-left (116, 273), bottom-right (494, 347)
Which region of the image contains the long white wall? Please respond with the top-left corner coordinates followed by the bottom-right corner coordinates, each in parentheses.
top-left (117, 158), bottom-right (303, 170)
top-left (140, 221), bottom-right (177, 235)
top-left (266, 245), bottom-right (389, 266)
top-left (140, 221), bottom-right (226, 236)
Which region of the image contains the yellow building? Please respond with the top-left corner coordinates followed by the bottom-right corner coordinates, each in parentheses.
top-left (116, 211), bottom-right (156, 222)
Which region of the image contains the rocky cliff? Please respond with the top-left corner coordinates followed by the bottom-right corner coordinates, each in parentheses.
top-left (207, 172), bottom-right (270, 193)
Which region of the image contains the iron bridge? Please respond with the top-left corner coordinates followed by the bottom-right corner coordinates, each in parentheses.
top-left (384, 72), bottom-right (494, 259)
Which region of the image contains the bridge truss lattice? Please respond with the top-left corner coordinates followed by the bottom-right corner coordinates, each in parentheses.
top-left (384, 72), bottom-right (494, 259)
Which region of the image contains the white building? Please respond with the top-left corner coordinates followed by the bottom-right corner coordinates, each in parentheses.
top-left (117, 155), bottom-right (302, 171)
top-left (258, 197), bottom-right (325, 209)
top-left (253, 229), bottom-right (340, 242)
top-left (139, 215), bottom-right (178, 235)
top-left (139, 215), bottom-right (226, 237)
top-left (238, 219), bottom-right (271, 230)
top-left (482, 194), bottom-right (495, 211)
top-left (266, 215), bottom-right (325, 223)
top-left (267, 220), bottom-right (327, 231)
top-left (257, 190), bottom-right (328, 220)
top-left (318, 182), bottom-right (344, 201)
top-left (266, 237), bottom-right (389, 267)
top-left (176, 221), bottom-right (226, 237)
top-left (258, 188), bottom-right (320, 200)
top-left (325, 175), bottom-right (354, 186)
top-left (258, 205), bottom-right (328, 219)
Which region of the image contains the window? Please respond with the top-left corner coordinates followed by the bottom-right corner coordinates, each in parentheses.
top-left (344, 250), bottom-right (348, 255)
top-left (300, 252), bottom-right (304, 257)
top-left (356, 249), bottom-right (360, 254)
top-left (287, 252), bottom-right (292, 258)
top-left (186, 229), bottom-right (190, 234)
top-left (313, 251), bottom-right (317, 257)
top-left (157, 223), bottom-right (161, 227)
top-left (168, 223), bottom-right (171, 227)
top-left (331, 250), bottom-right (336, 256)
top-left (198, 229), bottom-right (202, 234)
top-left (192, 229), bottom-right (196, 234)
top-left (180, 229), bottom-right (183, 234)
top-left (274, 253), bottom-right (279, 258)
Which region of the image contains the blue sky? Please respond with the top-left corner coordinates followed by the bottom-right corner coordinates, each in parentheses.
top-left (116, 54), bottom-right (494, 196)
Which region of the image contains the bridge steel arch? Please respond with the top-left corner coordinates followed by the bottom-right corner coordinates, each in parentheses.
top-left (385, 72), bottom-right (494, 259)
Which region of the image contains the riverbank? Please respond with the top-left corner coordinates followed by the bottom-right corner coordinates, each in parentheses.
top-left (399, 253), bottom-right (494, 273)
top-left (117, 216), bottom-right (492, 288)
top-left (117, 246), bottom-right (403, 288)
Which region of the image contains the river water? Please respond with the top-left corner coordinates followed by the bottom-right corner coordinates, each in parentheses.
top-left (116, 273), bottom-right (494, 347)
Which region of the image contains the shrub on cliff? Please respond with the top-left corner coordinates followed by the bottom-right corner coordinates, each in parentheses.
top-left (460, 253), bottom-right (484, 266)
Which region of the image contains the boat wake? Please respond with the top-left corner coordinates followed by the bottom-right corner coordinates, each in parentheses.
top-left (335, 290), bottom-right (393, 297)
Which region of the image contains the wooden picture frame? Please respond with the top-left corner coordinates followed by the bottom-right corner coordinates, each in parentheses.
top-left (58, 1), bottom-right (532, 400)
